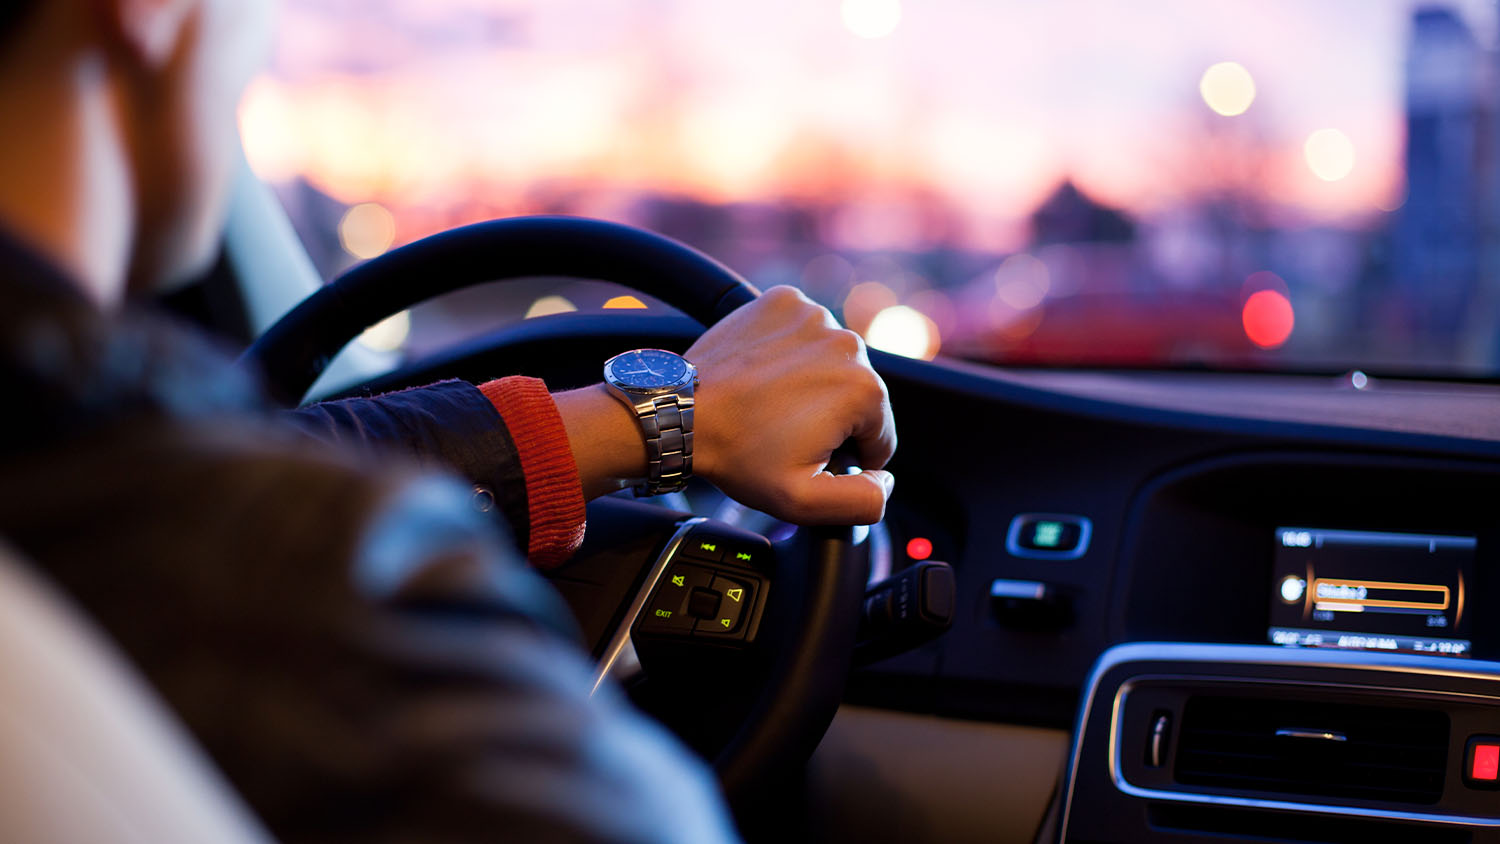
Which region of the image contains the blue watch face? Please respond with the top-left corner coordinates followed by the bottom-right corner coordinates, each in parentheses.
top-left (609, 349), bottom-right (689, 389)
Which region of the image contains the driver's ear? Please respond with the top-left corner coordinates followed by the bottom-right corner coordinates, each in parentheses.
top-left (100, 0), bottom-right (197, 68)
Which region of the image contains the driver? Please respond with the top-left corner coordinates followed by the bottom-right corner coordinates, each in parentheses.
top-left (0, 2), bottom-right (896, 843)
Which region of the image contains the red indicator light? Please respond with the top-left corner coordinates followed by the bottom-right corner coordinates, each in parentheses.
top-left (906, 537), bottom-right (933, 561)
top-left (1242, 289), bottom-right (1295, 349)
top-left (1474, 744), bottom-right (1500, 781)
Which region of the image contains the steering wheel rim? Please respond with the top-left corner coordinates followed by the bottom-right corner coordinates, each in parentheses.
top-left (241, 216), bottom-right (759, 406)
top-left (240, 215), bottom-right (867, 810)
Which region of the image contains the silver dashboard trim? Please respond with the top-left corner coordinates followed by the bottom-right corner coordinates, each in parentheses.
top-left (1058, 643), bottom-right (1500, 840)
top-left (590, 517), bottom-right (706, 696)
top-left (1273, 728), bottom-right (1347, 742)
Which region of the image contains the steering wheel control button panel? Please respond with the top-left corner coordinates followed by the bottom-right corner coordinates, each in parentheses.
top-left (1465, 736), bottom-right (1500, 789)
top-left (632, 521), bottom-right (772, 645)
top-left (639, 563), bottom-right (714, 635)
top-left (698, 574), bottom-right (754, 638)
top-left (1005, 513), bottom-right (1092, 560)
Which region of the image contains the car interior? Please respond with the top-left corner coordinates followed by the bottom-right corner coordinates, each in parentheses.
top-left (10, 2), bottom-right (1500, 843)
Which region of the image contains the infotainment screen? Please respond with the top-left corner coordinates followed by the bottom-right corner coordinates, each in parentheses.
top-left (1267, 527), bottom-right (1475, 657)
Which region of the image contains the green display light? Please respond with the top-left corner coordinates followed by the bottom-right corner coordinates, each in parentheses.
top-left (1033, 521), bottom-right (1064, 548)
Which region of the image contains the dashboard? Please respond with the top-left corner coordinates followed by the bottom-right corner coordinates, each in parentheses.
top-left (363, 311), bottom-right (1500, 844)
top-left (849, 356), bottom-right (1500, 721)
top-left (861, 353), bottom-right (1500, 843)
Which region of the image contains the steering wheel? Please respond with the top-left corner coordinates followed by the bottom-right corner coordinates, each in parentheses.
top-left (239, 215), bottom-right (869, 811)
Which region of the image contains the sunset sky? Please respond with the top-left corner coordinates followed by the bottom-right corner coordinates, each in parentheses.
top-left (240, 0), bottom-right (1499, 251)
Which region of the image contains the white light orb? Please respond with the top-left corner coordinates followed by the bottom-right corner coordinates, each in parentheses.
top-left (1199, 62), bottom-right (1256, 117)
top-left (865, 305), bottom-right (939, 360)
top-left (338, 203), bottom-right (397, 260)
top-left (1304, 128), bottom-right (1355, 182)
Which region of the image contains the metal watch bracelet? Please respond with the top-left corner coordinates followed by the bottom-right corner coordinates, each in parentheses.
top-left (631, 393), bottom-right (694, 496)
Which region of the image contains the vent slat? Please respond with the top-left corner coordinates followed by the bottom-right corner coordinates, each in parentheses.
top-left (1173, 695), bottom-right (1449, 805)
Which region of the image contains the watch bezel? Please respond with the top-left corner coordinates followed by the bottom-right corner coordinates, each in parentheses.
top-left (603, 349), bottom-right (697, 396)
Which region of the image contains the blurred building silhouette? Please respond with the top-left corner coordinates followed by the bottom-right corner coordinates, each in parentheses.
top-left (1393, 6), bottom-right (1484, 356)
top-left (1030, 180), bottom-right (1135, 246)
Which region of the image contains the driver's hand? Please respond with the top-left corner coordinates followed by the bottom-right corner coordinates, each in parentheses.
top-left (687, 286), bottom-right (896, 525)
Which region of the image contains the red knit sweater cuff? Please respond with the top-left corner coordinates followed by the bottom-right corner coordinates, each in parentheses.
top-left (479, 376), bottom-right (586, 569)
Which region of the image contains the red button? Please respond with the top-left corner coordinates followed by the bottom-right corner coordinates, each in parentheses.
top-left (1474, 744), bottom-right (1500, 781)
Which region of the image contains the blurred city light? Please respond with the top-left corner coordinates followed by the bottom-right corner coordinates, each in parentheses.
top-left (994, 254), bottom-right (1051, 310)
top-left (1199, 62), bottom-right (1256, 117)
top-left (338, 203), bottom-right (396, 259)
top-left (524, 296), bottom-right (578, 319)
top-left (238, 79), bottom-right (297, 183)
top-left (1242, 290), bottom-right (1295, 349)
top-left (1375, 177), bottom-right (1408, 212)
top-left (907, 289), bottom-right (956, 338)
top-left (603, 295), bottom-right (648, 309)
top-left (866, 305), bottom-right (940, 360)
top-left (358, 310), bottom-right (411, 351)
top-left (841, 0), bottom-right (902, 39)
top-left (842, 281), bottom-right (899, 335)
top-left (990, 303), bottom-right (1045, 343)
top-left (1304, 129), bottom-right (1356, 181)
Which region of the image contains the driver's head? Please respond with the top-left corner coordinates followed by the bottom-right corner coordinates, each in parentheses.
top-left (0, 0), bottom-right (273, 305)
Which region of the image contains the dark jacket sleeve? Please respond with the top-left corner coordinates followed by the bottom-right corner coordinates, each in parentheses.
top-left (280, 380), bottom-right (532, 551)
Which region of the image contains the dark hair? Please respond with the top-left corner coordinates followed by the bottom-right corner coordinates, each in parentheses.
top-left (0, 1), bottom-right (42, 50)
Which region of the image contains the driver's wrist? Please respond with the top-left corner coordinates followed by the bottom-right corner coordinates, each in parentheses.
top-left (554, 383), bottom-right (650, 499)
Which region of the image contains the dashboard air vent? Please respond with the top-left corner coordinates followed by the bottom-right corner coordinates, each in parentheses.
top-left (1174, 695), bottom-right (1449, 805)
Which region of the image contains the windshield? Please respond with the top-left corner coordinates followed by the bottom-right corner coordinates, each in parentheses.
top-left (246, 0), bottom-right (1500, 377)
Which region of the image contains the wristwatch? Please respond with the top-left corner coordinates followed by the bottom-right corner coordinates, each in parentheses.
top-left (602, 348), bottom-right (698, 496)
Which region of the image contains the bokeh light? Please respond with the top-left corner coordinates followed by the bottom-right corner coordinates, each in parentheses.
top-left (524, 295), bottom-right (578, 319)
top-left (1199, 62), bottom-right (1257, 117)
top-left (1304, 129), bottom-right (1356, 181)
top-left (841, 0), bottom-right (902, 39)
top-left (907, 289), bottom-right (956, 338)
top-left (338, 203), bottom-right (397, 259)
top-left (994, 254), bottom-right (1051, 310)
top-left (1375, 177), bottom-right (1408, 212)
top-left (842, 280), bottom-right (899, 335)
top-left (238, 79), bottom-right (297, 183)
top-left (358, 310), bottom-right (411, 351)
top-left (906, 537), bottom-right (933, 561)
top-left (1242, 290), bottom-right (1295, 348)
top-left (866, 305), bottom-right (940, 360)
top-left (603, 295), bottom-right (648, 309)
